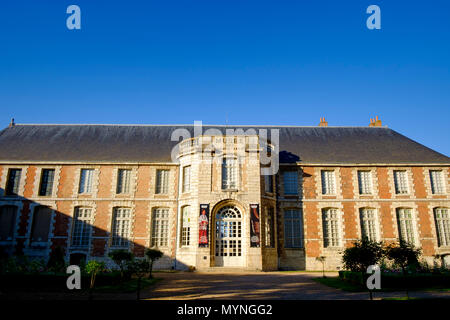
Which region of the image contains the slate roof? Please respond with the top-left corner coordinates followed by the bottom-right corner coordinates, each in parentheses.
top-left (0, 124), bottom-right (448, 164)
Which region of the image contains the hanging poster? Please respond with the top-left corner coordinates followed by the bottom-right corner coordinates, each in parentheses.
top-left (198, 204), bottom-right (210, 247)
top-left (250, 204), bottom-right (260, 247)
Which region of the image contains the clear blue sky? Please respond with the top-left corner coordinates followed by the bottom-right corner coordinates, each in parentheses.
top-left (0, 0), bottom-right (449, 156)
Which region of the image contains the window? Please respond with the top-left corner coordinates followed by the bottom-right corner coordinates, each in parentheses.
top-left (111, 207), bottom-right (131, 247)
top-left (430, 170), bottom-right (445, 194)
top-left (265, 207), bottom-right (275, 247)
top-left (152, 208), bottom-right (169, 247)
top-left (394, 170), bottom-right (409, 194)
top-left (283, 171), bottom-right (298, 195)
top-left (284, 209), bottom-right (303, 248)
top-left (79, 169), bottom-right (94, 194)
top-left (5, 169), bottom-right (22, 196)
top-left (396, 208), bottom-right (416, 245)
top-left (358, 171), bottom-right (372, 195)
top-left (323, 208), bottom-right (340, 247)
top-left (360, 208), bottom-right (378, 241)
top-left (116, 169), bottom-right (131, 194)
top-left (39, 169), bottom-right (55, 196)
top-left (434, 208), bottom-right (450, 247)
top-left (0, 206), bottom-right (17, 241)
top-left (71, 207), bottom-right (92, 247)
top-left (222, 158), bottom-right (237, 189)
top-left (264, 174), bottom-right (274, 193)
top-left (156, 169), bottom-right (169, 194)
top-left (182, 166), bottom-right (191, 193)
top-left (180, 206), bottom-right (191, 247)
top-left (30, 206), bottom-right (52, 243)
top-left (321, 170), bottom-right (336, 195)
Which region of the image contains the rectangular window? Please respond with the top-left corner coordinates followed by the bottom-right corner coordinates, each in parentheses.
top-left (321, 170), bottom-right (336, 195)
top-left (181, 206), bottom-right (191, 247)
top-left (5, 169), bottom-right (22, 196)
top-left (284, 209), bottom-right (303, 248)
top-left (30, 206), bottom-right (52, 243)
top-left (79, 169), bottom-right (94, 194)
top-left (222, 158), bottom-right (237, 189)
top-left (156, 169), bottom-right (169, 194)
top-left (394, 170), bottom-right (409, 194)
top-left (430, 170), bottom-right (445, 194)
top-left (358, 171), bottom-right (372, 195)
top-left (38, 169), bottom-right (55, 196)
top-left (283, 171), bottom-right (298, 195)
top-left (71, 207), bottom-right (92, 247)
top-left (360, 208), bottom-right (378, 241)
top-left (323, 208), bottom-right (340, 247)
top-left (397, 208), bottom-right (416, 245)
top-left (265, 207), bottom-right (275, 248)
top-left (434, 208), bottom-right (450, 247)
top-left (264, 175), bottom-right (274, 193)
top-left (152, 208), bottom-right (169, 247)
top-left (0, 206), bottom-right (17, 241)
top-left (116, 169), bottom-right (131, 194)
top-left (111, 207), bottom-right (131, 247)
top-left (182, 166), bottom-right (191, 193)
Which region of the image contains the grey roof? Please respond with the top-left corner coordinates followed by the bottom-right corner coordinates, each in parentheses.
top-left (0, 124), bottom-right (448, 164)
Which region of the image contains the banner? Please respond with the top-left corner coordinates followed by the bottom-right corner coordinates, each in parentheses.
top-left (198, 204), bottom-right (210, 247)
top-left (250, 204), bottom-right (260, 247)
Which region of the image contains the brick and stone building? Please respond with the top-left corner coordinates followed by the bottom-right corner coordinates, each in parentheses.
top-left (0, 119), bottom-right (449, 271)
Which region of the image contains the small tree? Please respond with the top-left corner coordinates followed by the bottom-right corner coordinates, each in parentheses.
top-left (129, 259), bottom-right (150, 300)
top-left (145, 248), bottom-right (163, 279)
top-left (85, 260), bottom-right (105, 300)
top-left (342, 238), bottom-right (384, 273)
top-left (108, 249), bottom-right (134, 282)
top-left (316, 256), bottom-right (326, 278)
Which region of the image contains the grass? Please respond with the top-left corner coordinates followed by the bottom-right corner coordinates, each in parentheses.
top-left (94, 277), bottom-right (161, 293)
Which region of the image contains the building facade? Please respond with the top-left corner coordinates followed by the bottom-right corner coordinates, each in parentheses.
top-left (0, 120), bottom-right (449, 271)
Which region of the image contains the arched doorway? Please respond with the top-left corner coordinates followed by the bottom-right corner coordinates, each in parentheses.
top-left (214, 205), bottom-right (243, 267)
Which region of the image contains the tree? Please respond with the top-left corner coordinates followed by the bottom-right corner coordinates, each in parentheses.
top-left (145, 248), bottom-right (163, 279)
top-left (316, 256), bottom-right (326, 278)
top-left (85, 260), bottom-right (105, 300)
top-left (342, 238), bottom-right (384, 273)
top-left (108, 249), bottom-right (134, 282)
top-left (128, 259), bottom-right (150, 300)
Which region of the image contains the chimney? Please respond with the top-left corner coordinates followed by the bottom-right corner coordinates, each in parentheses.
top-left (318, 117), bottom-right (328, 127)
top-left (369, 116), bottom-right (382, 127)
top-left (8, 118), bottom-right (15, 128)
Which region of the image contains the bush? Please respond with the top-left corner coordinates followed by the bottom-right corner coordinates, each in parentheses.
top-left (384, 241), bottom-right (421, 274)
top-left (47, 247), bottom-right (66, 272)
top-left (342, 238), bottom-right (384, 273)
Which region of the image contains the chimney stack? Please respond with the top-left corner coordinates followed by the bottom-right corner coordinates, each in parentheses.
top-left (369, 116), bottom-right (382, 127)
top-left (318, 117), bottom-right (328, 127)
top-left (8, 118), bottom-right (15, 128)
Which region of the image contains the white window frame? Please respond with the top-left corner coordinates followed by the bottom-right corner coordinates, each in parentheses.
top-left (322, 208), bottom-right (341, 247)
top-left (283, 171), bottom-right (298, 195)
top-left (359, 208), bottom-right (379, 241)
top-left (434, 207), bottom-right (450, 247)
top-left (38, 169), bottom-right (55, 197)
top-left (222, 157), bottom-right (238, 190)
top-left (5, 168), bottom-right (22, 196)
top-left (264, 174), bottom-right (274, 193)
top-left (152, 208), bottom-right (169, 247)
top-left (111, 207), bottom-right (131, 248)
top-left (156, 169), bottom-right (170, 194)
top-left (284, 209), bottom-right (303, 248)
top-left (182, 166), bottom-right (191, 193)
top-left (396, 208), bottom-right (417, 245)
top-left (71, 207), bottom-right (92, 248)
top-left (180, 206), bottom-right (191, 247)
top-left (430, 170), bottom-right (445, 195)
top-left (358, 170), bottom-right (373, 195)
top-left (116, 169), bottom-right (132, 194)
top-left (321, 170), bottom-right (336, 195)
top-left (394, 170), bottom-right (409, 194)
top-left (78, 169), bottom-right (94, 194)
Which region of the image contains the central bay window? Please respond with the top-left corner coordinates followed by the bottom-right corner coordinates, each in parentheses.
top-left (434, 208), bottom-right (450, 247)
top-left (360, 208), bottom-right (378, 241)
top-left (180, 206), bottom-right (191, 247)
top-left (152, 208), bottom-right (169, 247)
top-left (30, 206), bottom-right (52, 244)
top-left (396, 208), bottom-right (416, 245)
top-left (111, 207), bottom-right (131, 247)
top-left (430, 170), bottom-right (445, 194)
top-left (156, 169), bottom-right (169, 194)
top-left (79, 169), bottom-right (94, 194)
top-left (38, 169), bottom-right (55, 196)
top-left (222, 158), bottom-right (238, 190)
top-left (322, 208), bottom-right (341, 247)
top-left (0, 205), bottom-right (17, 241)
top-left (394, 170), bottom-right (409, 194)
top-left (116, 169), bottom-right (131, 194)
top-left (321, 170), bottom-right (336, 195)
top-left (5, 169), bottom-right (22, 196)
top-left (71, 207), bottom-right (92, 247)
top-left (358, 170), bottom-right (373, 195)
top-left (283, 171), bottom-right (298, 195)
top-left (284, 209), bottom-right (303, 248)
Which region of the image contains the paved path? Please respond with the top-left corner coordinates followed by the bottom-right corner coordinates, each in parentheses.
top-left (141, 271), bottom-right (449, 300)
